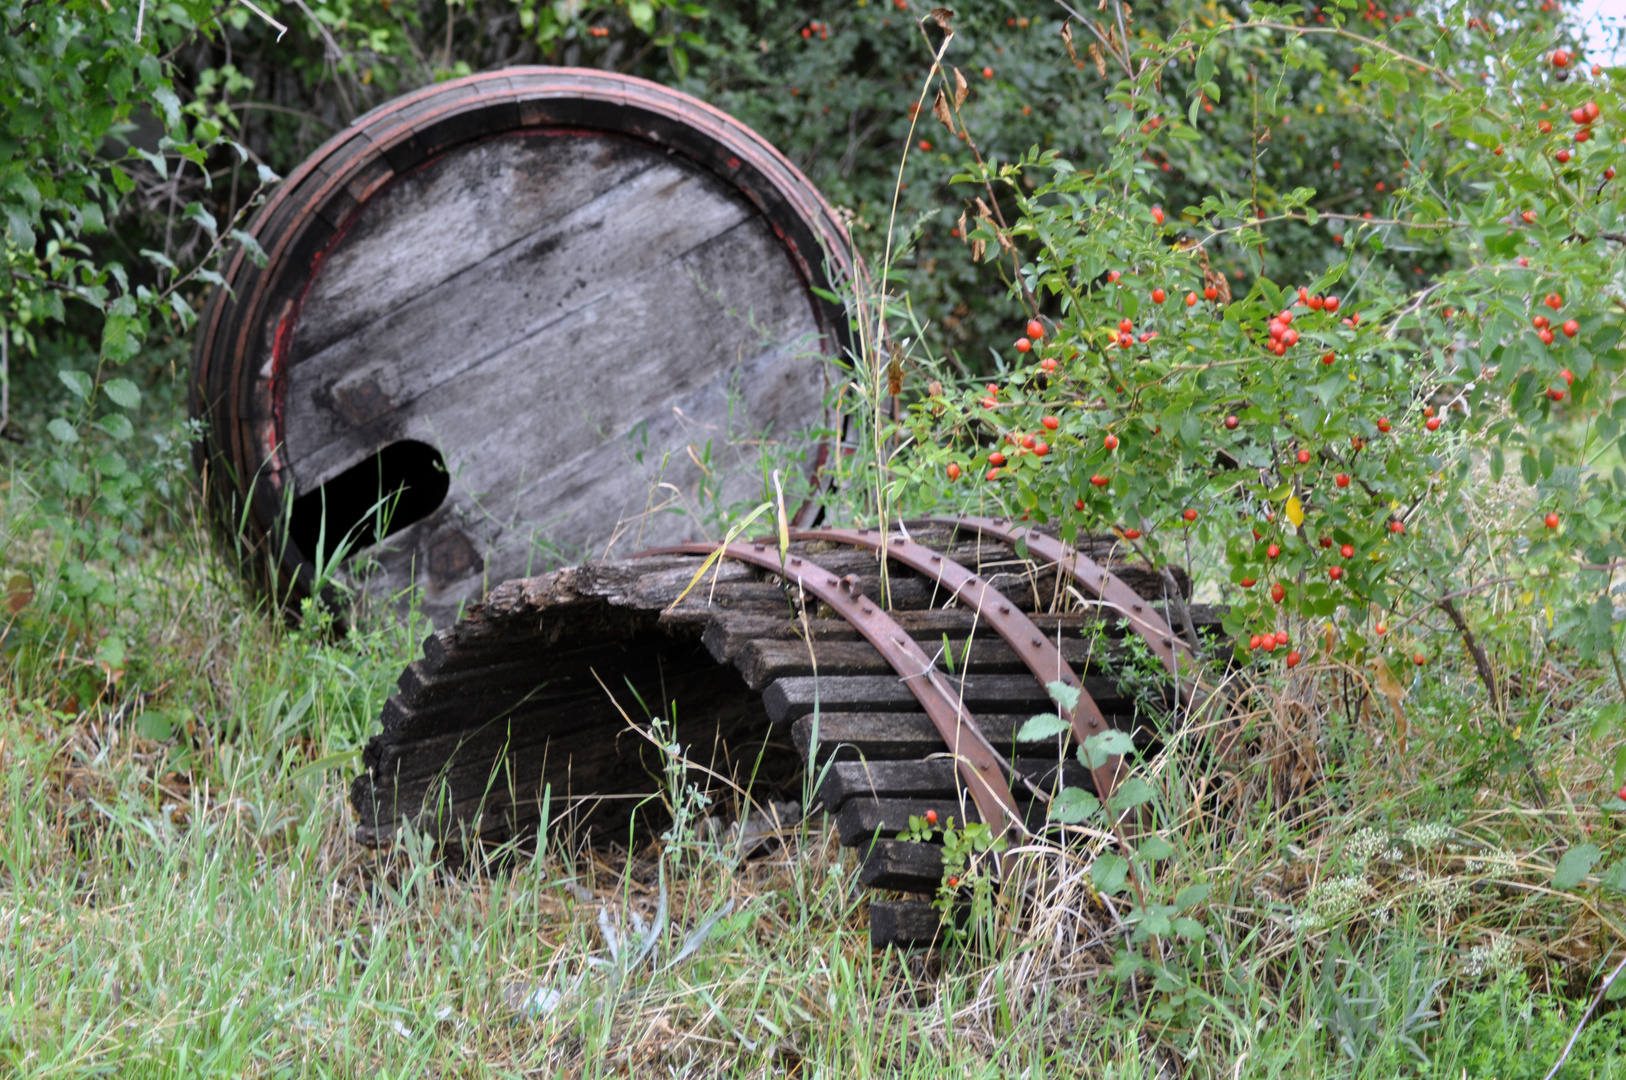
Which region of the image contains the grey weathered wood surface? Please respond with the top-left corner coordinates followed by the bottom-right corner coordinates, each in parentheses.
top-left (193, 70), bottom-right (855, 618)
top-left (281, 133), bottom-right (828, 622)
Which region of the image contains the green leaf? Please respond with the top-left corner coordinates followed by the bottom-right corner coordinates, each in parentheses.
top-left (58, 370), bottom-right (93, 400)
top-left (628, 0), bottom-right (655, 30)
top-left (1108, 777), bottom-right (1156, 814)
top-left (47, 419), bottom-right (80, 444)
top-left (1080, 729), bottom-right (1136, 768)
top-left (102, 378), bottom-right (141, 410)
top-left (1172, 917), bottom-right (1206, 941)
top-left (93, 450), bottom-right (128, 478)
top-left (151, 86), bottom-right (182, 129)
top-left (1195, 51), bottom-right (1215, 87)
top-left (1050, 787), bottom-right (1101, 824)
top-left (101, 314), bottom-right (141, 362)
top-left (1046, 680), bottom-right (1081, 713)
top-left (1018, 712), bottom-right (1070, 741)
top-left (95, 414), bottom-right (133, 440)
top-left (1137, 834), bottom-right (1174, 860)
top-left (1553, 843), bottom-right (1602, 890)
top-left (135, 709), bottom-right (175, 741)
top-left (1600, 860), bottom-right (1626, 894)
top-left (1090, 853), bottom-right (1129, 894)
top-left (1591, 704), bottom-right (1624, 741)
top-left (1175, 883), bottom-right (1212, 910)
top-left (1136, 906), bottom-right (1173, 940)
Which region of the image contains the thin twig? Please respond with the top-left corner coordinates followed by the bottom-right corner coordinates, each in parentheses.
top-left (1542, 952), bottom-right (1626, 1080)
top-left (1222, 20), bottom-right (1469, 95)
top-left (236, 0), bottom-right (288, 39)
top-left (0, 316), bottom-right (8, 438)
top-left (1436, 595), bottom-right (1500, 709)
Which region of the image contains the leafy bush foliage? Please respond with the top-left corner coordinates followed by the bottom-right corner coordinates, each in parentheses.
top-left (893, 2), bottom-right (1626, 723)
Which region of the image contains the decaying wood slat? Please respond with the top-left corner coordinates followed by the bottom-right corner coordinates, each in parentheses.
top-left (860, 841), bottom-right (946, 892)
top-left (700, 603), bottom-right (1225, 666)
top-left (734, 635), bottom-right (1145, 692)
top-left (868, 901), bottom-right (950, 950)
top-left (815, 757), bottom-right (1092, 812)
top-left (833, 797), bottom-right (1061, 845)
top-left (760, 673), bottom-right (1143, 725)
top-left (792, 712), bottom-right (1035, 762)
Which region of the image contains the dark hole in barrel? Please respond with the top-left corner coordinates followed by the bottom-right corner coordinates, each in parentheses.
top-left (289, 440), bottom-right (449, 568)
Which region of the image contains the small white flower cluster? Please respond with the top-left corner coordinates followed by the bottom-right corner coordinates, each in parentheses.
top-left (1399, 868), bottom-right (1470, 917)
top-left (1462, 934), bottom-right (1518, 978)
top-left (1289, 874), bottom-right (1375, 931)
top-left (1345, 827), bottom-right (1392, 869)
top-left (1403, 821), bottom-right (1454, 851)
top-left (1464, 847), bottom-right (1518, 874)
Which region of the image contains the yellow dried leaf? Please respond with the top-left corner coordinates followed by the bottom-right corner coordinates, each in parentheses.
top-left (1372, 654), bottom-right (1408, 752)
top-left (1284, 496), bottom-right (1305, 528)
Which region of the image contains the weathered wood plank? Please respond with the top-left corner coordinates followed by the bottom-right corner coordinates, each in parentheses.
top-left (792, 712), bottom-right (1036, 762)
top-left (859, 841), bottom-right (945, 893)
top-left (815, 757), bottom-right (1091, 812)
top-left (735, 635), bottom-right (1142, 692)
top-left (760, 673), bottom-right (1140, 725)
top-left (868, 901), bottom-right (948, 949)
top-left (290, 133), bottom-right (661, 363)
top-left (701, 604), bottom-right (1226, 664)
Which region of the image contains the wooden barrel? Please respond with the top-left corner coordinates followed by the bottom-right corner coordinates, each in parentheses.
top-left (191, 69), bottom-right (853, 621)
top-left (351, 518), bottom-right (1222, 948)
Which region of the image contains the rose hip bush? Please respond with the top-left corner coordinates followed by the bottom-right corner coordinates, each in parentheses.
top-left (897, 2), bottom-right (1626, 691)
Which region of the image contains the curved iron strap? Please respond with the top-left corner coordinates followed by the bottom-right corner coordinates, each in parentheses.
top-left (926, 516), bottom-right (1196, 696)
top-left (793, 528), bottom-right (1125, 801)
top-left (647, 541), bottom-right (1025, 860)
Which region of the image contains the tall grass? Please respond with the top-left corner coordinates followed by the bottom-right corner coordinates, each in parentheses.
top-left (3, 439), bottom-right (1626, 1077)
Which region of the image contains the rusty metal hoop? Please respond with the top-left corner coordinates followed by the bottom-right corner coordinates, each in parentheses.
top-left (648, 541), bottom-right (1025, 860)
top-left (792, 527), bottom-right (1126, 801)
top-left (928, 516), bottom-right (1198, 696)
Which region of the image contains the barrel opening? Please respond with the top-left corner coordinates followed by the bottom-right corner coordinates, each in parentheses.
top-left (289, 440), bottom-right (450, 568)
